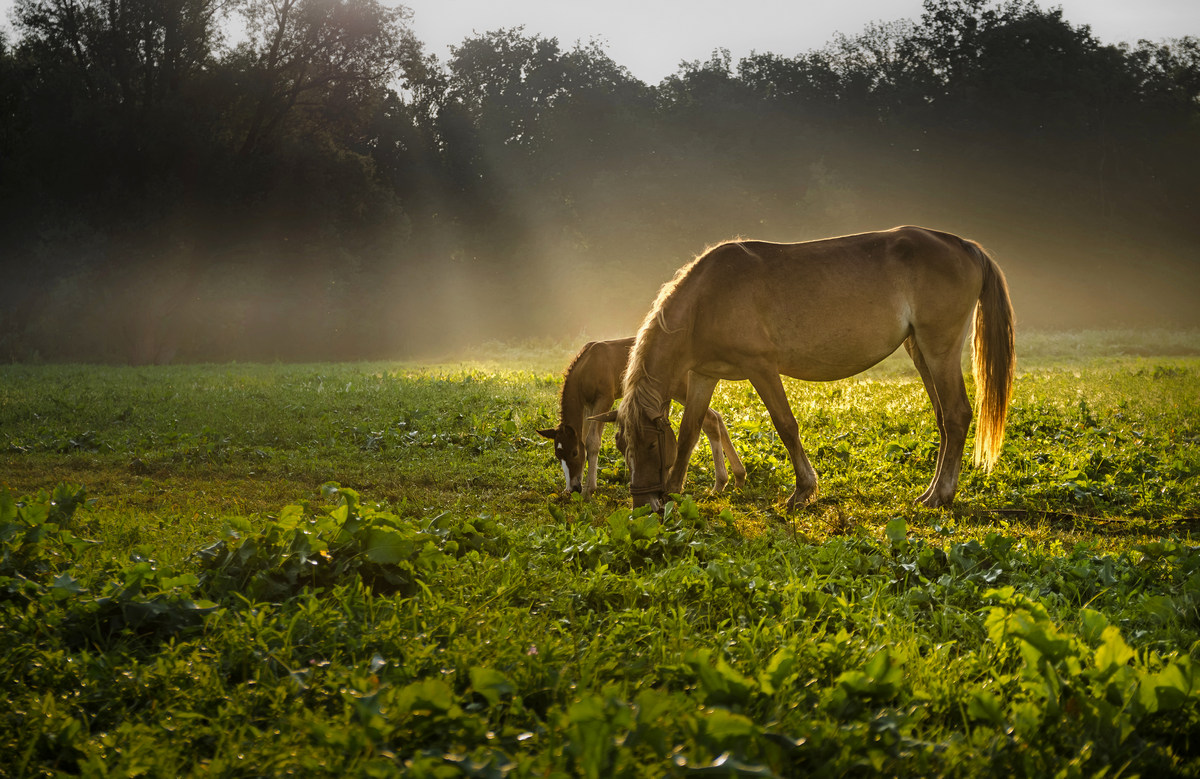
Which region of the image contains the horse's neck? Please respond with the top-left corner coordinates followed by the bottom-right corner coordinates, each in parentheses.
top-left (559, 369), bottom-right (588, 431)
top-left (560, 353), bottom-right (606, 429)
top-left (561, 342), bottom-right (628, 428)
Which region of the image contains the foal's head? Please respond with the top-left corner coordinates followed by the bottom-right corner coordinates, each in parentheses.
top-left (537, 424), bottom-right (584, 493)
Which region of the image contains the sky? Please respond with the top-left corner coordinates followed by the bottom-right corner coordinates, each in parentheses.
top-left (400, 0), bottom-right (1200, 83)
top-left (1, 1), bottom-right (1197, 82)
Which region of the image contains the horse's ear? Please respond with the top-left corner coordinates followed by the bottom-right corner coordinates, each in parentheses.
top-left (537, 428), bottom-right (557, 440)
top-left (588, 409), bottom-right (619, 423)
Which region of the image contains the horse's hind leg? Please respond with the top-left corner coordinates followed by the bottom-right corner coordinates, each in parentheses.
top-left (906, 333), bottom-right (972, 507)
top-left (904, 337), bottom-right (944, 504)
top-left (748, 370), bottom-right (817, 510)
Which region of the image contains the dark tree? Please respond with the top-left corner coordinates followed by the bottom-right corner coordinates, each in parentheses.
top-left (2, 0), bottom-right (1198, 361)
top-left (231, 0), bottom-right (422, 156)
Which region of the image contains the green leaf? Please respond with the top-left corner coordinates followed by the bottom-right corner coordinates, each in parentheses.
top-left (680, 497), bottom-right (700, 523)
top-left (49, 483), bottom-right (87, 521)
top-left (606, 511), bottom-right (631, 542)
top-left (1093, 626), bottom-right (1134, 674)
top-left (364, 528), bottom-right (415, 564)
top-left (835, 669), bottom-right (871, 695)
top-left (836, 649), bottom-right (903, 699)
top-left (276, 504), bottom-right (305, 530)
top-left (566, 693), bottom-right (634, 779)
top-left (0, 489), bottom-right (16, 523)
top-left (687, 649), bottom-right (757, 707)
top-left (864, 649), bottom-right (904, 692)
top-left (758, 647), bottom-right (797, 696)
top-left (628, 513), bottom-right (662, 542)
top-left (1140, 661), bottom-right (1197, 714)
top-left (679, 753), bottom-right (778, 777)
top-left (1141, 594), bottom-right (1177, 624)
top-left (885, 517), bottom-right (907, 549)
top-left (469, 666), bottom-right (515, 706)
top-left (967, 690), bottom-right (1005, 725)
top-left (1010, 612), bottom-right (1073, 666)
top-left (703, 708), bottom-right (759, 741)
top-left (1078, 608), bottom-right (1110, 644)
top-left (394, 679), bottom-right (456, 715)
top-left (50, 572), bottom-right (86, 598)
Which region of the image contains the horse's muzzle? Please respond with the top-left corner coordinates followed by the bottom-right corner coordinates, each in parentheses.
top-left (630, 483), bottom-right (665, 511)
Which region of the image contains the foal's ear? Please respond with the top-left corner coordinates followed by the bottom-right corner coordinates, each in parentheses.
top-left (537, 427), bottom-right (557, 440)
top-left (588, 409), bottom-right (619, 423)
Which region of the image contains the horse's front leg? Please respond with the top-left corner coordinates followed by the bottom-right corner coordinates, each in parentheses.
top-left (665, 374), bottom-right (719, 496)
top-left (748, 370), bottom-right (817, 510)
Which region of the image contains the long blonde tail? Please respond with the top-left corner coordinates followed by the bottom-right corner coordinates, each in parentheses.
top-left (971, 244), bottom-right (1016, 469)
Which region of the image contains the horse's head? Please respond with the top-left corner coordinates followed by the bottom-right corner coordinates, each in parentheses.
top-left (602, 404), bottom-right (677, 511)
top-left (537, 424), bottom-right (585, 493)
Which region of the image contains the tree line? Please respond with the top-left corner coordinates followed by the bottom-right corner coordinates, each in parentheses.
top-left (1, 0), bottom-right (1197, 363)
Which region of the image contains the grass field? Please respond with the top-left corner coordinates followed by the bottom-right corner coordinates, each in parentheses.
top-left (2, 330), bottom-right (1199, 776)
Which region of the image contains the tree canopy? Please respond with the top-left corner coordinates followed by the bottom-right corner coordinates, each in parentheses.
top-left (1, 0), bottom-right (1197, 362)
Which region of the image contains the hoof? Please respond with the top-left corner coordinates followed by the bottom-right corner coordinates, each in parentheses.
top-left (917, 492), bottom-right (954, 508)
top-left (786, 485), bottom-right (818, 511)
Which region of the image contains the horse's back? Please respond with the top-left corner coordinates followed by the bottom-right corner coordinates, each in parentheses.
top-left (677, 227), bottom-right (986, 380)
top-left (572, 337), bottom-right (635, 402)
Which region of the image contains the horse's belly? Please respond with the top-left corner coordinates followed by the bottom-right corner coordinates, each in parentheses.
top-left (694, 360), bottom-right (752, 381)
top-left (772, 314), bottom-right (911, 381)
top-left (694, 340), bottom-right (903, 383)
top-left (778, 347), bottom-right (899, 381)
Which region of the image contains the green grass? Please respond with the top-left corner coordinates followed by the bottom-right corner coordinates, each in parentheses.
top-left (1, 330), bottom-right (1199, 777)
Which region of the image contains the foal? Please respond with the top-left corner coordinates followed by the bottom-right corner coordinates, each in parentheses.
top-left (539, 338), bottom-right (746, 496)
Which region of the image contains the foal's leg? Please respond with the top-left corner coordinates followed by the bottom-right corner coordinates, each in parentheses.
top-left (748, 370), bottom-right (817, 510)
top-left (700, 408), bottom-right (730, 491)
top-left (583, 396), bottom-right (614, 496)
top-left (702, 408), bottom-right (747, 489)
top-left (665, 374), bottom-right (719, 496)
top-left (717, 411), bottom-right (748, 488)
top-left (908, 330), bottom-right (973, 507)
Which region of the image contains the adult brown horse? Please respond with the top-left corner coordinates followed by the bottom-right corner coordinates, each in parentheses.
top-left (600, 226), bottom-right (1015, 511)
top-left (539, 337), bottom-right (746, 496)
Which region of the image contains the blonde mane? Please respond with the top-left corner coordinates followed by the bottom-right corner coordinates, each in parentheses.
top-left (620, 240), bottom-right (755, 425)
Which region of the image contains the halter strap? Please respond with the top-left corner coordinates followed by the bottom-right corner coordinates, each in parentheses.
top-left (628, 422), bottom-right (670, 498)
